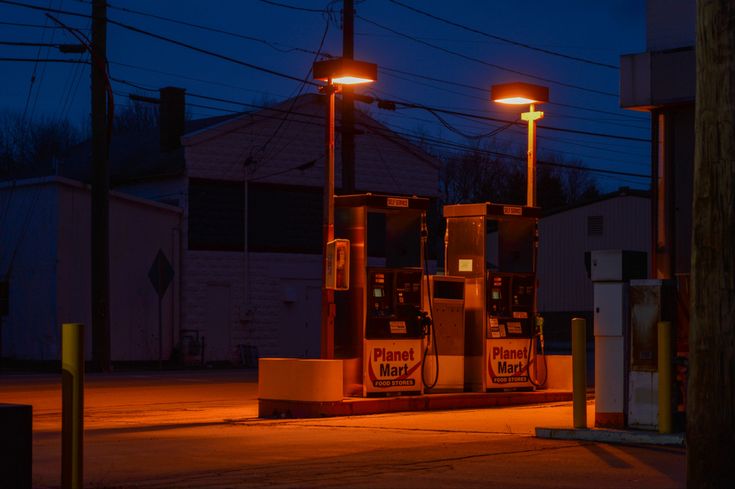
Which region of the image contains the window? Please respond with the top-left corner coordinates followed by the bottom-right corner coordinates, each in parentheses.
top-left (188, 179), bottom-right (244, 251)
top-left (248, 183), bottom-right (322, 253)
top-left (587, 215), bottom-right (603, 236)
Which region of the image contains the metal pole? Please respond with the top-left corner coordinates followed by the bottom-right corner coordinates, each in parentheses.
top-left (158, 297), bottom-right (163, 369)
top-left (658, 321), bottom-right (672, 433)
top-left (321, 82), bottom-right (337, 359)
top-left (527, 103), bottom-right (536, 207)
top-left (572, 317), bottom-right (587, 429)
top-left (522, 103), bottom-right (543, 208)
top-left (61, 323), bottom-right (84, 489)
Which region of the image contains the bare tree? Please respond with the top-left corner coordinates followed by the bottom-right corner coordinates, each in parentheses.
top-left (0, 111), bottom-right (80, 178)
top-left (687, 1), bottom-right (735, 487)
top-left (441, 141), bottom-right (600, 208)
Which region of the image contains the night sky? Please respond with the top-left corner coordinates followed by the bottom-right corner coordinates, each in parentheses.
top-left (1, 0), bottom-right (650, 191)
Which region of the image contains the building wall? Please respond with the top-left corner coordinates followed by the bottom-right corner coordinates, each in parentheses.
top-left (0, 179), bottom-right (59, 360)
top-left (0, 177), bottom-right (181, 361)
top-left (537, 194), bottom-right (651, 313)
top-left (181, 250), bottom-right (321, 362)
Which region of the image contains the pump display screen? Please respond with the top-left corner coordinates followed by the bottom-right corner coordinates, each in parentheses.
top-left (366, 267), bottom-right (424, 339)
top-left (492, 289), bottom-right (501, 300)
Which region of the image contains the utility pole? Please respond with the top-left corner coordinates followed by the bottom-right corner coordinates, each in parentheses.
top-left (340, 0), bottom-right (355, 193)
top-left (91, 0), bottom-right (110, 372)
top-left (687, 0), bottom-right (735, 486)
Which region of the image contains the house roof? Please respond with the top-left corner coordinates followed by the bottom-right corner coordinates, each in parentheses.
top-left (542, 187), bottom-right (650, 217)
top-left (56, 93), bottom-right (439, 186)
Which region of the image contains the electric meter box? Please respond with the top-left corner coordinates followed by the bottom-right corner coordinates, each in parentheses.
top-left (589, 249), bottom-right (647, 282)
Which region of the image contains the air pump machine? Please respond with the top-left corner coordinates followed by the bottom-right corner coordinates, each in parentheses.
top-left (444, 202), bottom-right (543, 391)
top-left (334, 194), bottom-right (430, 397)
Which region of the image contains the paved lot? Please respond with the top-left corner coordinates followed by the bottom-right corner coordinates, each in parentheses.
top-left (0, 370), bottom-right (685, 488)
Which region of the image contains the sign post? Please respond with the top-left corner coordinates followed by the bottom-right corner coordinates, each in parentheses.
top-left (148, 250), bottom-right (174, 368)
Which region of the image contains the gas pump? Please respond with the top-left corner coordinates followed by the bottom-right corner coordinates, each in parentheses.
top-left (334, 194), bottom-right (430, 397)
top-left (444, 203), bottom-right (545, 391)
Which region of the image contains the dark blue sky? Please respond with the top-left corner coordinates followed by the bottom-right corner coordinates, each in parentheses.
top-left (1, 0), bottom-right (650, 190)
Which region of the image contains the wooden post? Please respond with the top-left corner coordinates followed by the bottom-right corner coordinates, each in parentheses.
top-left (687, 1), bottom-right (735, 486)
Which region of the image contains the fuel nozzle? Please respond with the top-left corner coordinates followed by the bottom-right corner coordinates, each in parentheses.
top-left (418, 309), bottom-right (432, 337)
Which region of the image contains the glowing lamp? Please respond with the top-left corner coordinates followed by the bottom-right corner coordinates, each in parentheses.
top-left (313, 58), bottom-right (377, 85)
top-left (491, 81), bottom-right (549, 208)
top-left (491, 82), bottom-right (549, 105)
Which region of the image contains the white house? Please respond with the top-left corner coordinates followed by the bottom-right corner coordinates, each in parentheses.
top-left (0, 176), bottom-right (181, 362)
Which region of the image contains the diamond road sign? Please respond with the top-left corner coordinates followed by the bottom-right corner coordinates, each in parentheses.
top-left (148, 249), bottom-right (174, 300)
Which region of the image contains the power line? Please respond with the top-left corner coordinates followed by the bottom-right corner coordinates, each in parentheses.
top-left (356, 14), bottom-right (618, 98)
top-left (385, 101), bottom-right (650, 142)
top-left (382, 66), bottom-right (648, 122)
top-left (258, 0), bottom-right (330, 14)
top-left (102, 0), bottom-right (647, 125)
top-left (0, 57), bottom-right (88, 63)
top-left (388, 0), bottom-right (618, 70)
top-left (109, 87), bottom-right (652, 183)
top-left (0, 19), bottom-right (85, 28)
top-left (103, 1), bottom-right (324, 57)
top-left (379, 69), bottom-right (649, 132)
top-left (0, 0), bottom-right (318, 86)
top-left (1, 1), bottom-right (648, 144)
top-left (6, 0), bottom-right (649, 128)
top-left (0, 40), bottom-right (83, 49)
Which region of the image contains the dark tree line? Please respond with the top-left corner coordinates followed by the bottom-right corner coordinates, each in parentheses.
top-left (438, 139), bottom-right (600, 209)
top-left (0, 101), bottom-right (162, 180)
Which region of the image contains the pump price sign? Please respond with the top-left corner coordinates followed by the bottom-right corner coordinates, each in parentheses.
top-left (486, 338), bottom-right (532, 388)
top-left (365, 339), bottom-right (422, 394)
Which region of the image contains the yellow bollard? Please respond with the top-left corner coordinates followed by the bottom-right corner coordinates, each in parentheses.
top-left (572, 317), bottom-right (587, 429)
top-left (62, 323), bottom-right (83, 489)
top-left (658, 321), bottom-right (672, 434)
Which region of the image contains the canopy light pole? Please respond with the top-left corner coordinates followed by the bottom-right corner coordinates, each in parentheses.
top-left (492, 82), bottom-right (549, 207)
top-left (313, 57), bottom-right (377, 359)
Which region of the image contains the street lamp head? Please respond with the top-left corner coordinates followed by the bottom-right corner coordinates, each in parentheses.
top-left (491, 82), bottom-right (549, 105)
top-left (313, 58), bottom-right (378, 85)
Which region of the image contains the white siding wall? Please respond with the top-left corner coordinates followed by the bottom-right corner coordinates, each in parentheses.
top-left (0, 179), bottom-right (58, 360)
top-left (0, 177), bottom-right (181, 361)
top-left (537, 195), bottom-right (650, 312)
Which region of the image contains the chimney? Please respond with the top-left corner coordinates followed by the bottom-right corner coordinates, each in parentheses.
top-left (159, 86), bottom-right (186, 152)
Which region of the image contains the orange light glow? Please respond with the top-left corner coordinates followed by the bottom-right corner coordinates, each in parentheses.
top-left (313, 58), bottom-right (377, 86)
top-left (494, 96), bottom-right (539, 105)
top-left (331, 76), bottom-right (375, 85)
top-left (491, 82), bottom-right (549, 106)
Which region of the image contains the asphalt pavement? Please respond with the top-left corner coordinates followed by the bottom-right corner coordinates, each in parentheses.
top-left (0, 369), bottom-right (685, 488)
